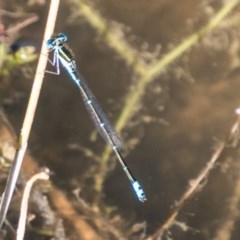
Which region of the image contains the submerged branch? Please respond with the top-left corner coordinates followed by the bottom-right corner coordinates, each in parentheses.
top-left (147, 109), bottom-right (240, 240)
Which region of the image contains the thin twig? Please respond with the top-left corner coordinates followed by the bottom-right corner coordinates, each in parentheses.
top-left (6, 14), bottom-right (39, 37)
top-left (16, 169), bottom-right (50, 240)
top-left (0, 0), bottom-right (60, 228)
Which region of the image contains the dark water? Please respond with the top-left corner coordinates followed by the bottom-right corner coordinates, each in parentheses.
top-left (1, 0), bottom-right (240, 239)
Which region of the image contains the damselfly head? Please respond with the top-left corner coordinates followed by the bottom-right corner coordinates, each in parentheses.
top-left (46, 32), bottom-right (68, 49)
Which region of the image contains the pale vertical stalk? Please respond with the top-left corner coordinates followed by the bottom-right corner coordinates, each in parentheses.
top-left (0, 0), bottom-right (60, 228)
top-left (16, 170), bottom-right (50, 240)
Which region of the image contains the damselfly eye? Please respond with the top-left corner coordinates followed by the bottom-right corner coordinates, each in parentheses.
top-left (46, 39), bottom-right (55, 49)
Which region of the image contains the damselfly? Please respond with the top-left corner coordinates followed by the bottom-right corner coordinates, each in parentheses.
top-left (46, 33), bottom-right (146, 202)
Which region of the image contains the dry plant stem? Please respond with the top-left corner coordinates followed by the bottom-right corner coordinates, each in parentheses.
top-left (0, 0), bottom-right (60, 228)
top-left (75, 0), bottom-right (240, 192)
top-left (16, 170), bottom-right (50, 240)
top-left (147, 113), bottom-right (240, 240)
